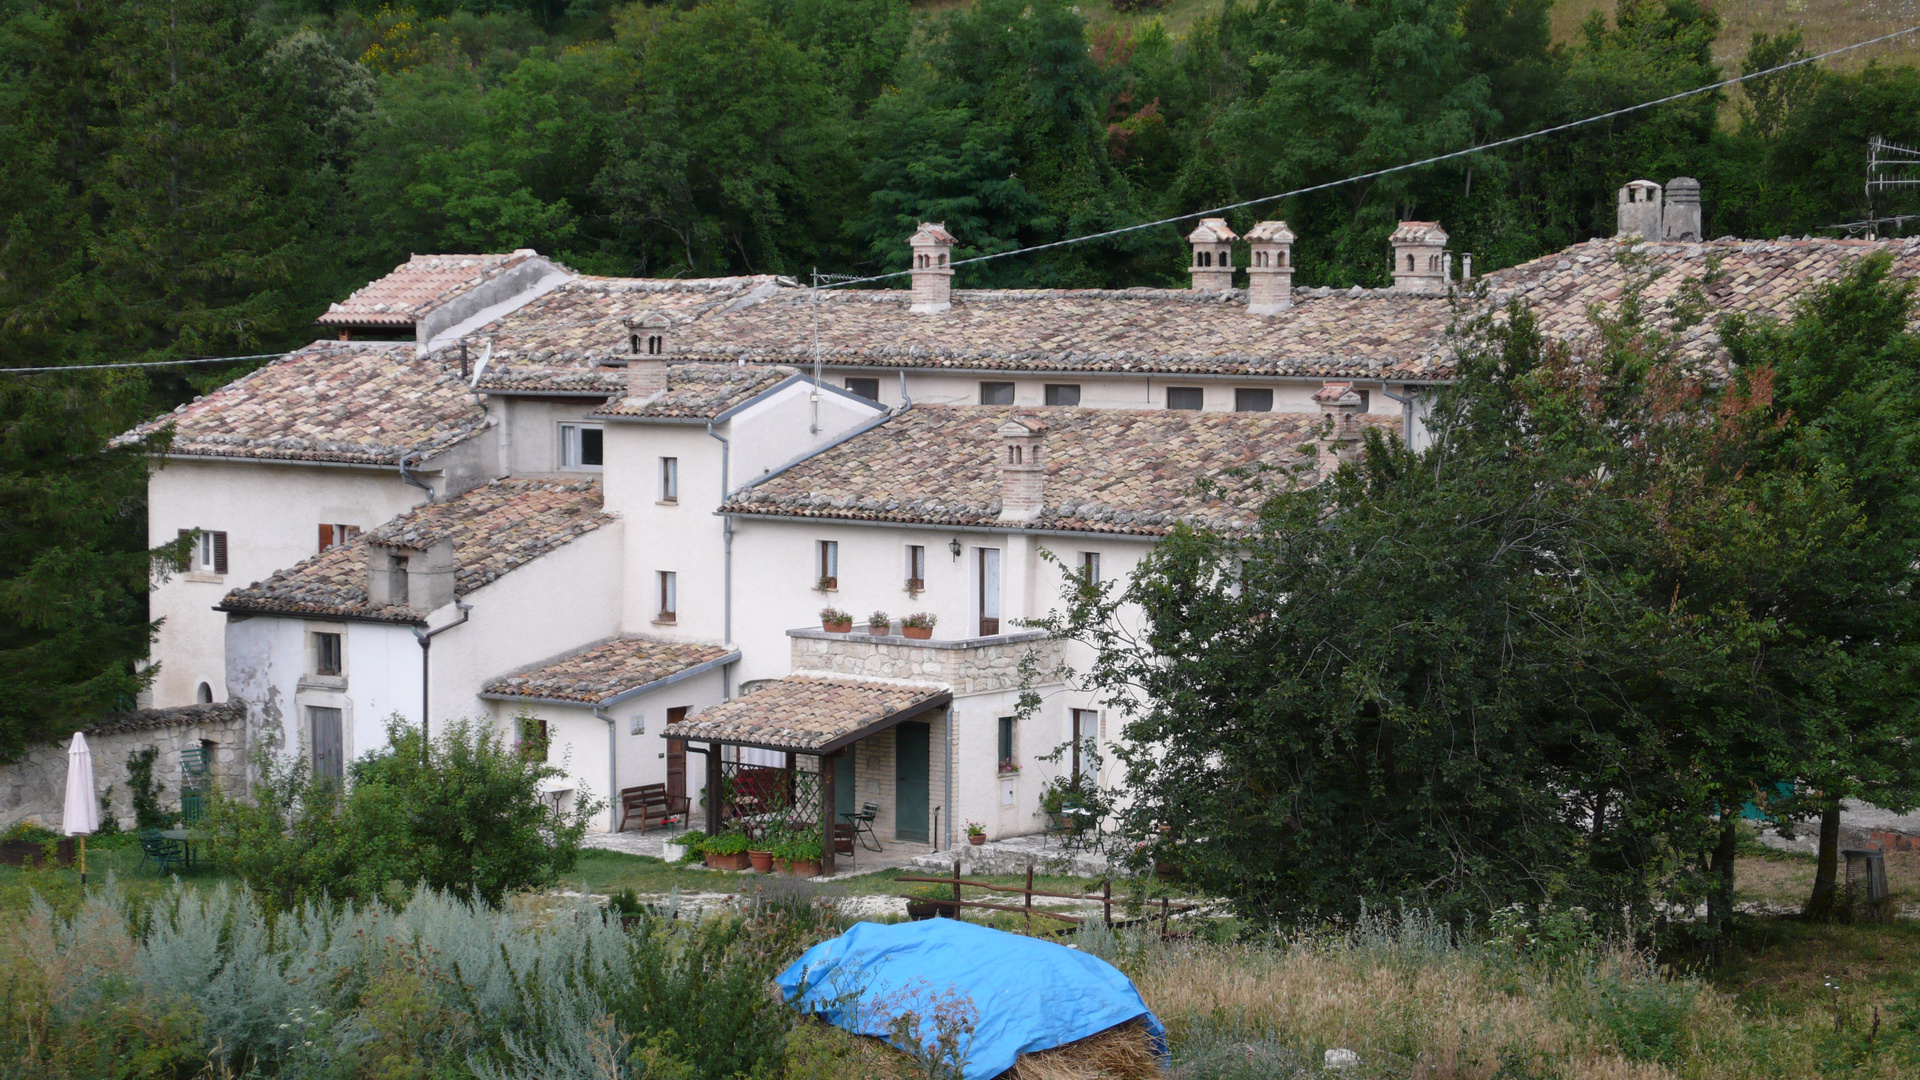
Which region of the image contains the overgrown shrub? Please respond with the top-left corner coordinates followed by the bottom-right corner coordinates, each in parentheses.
top-left (125, 746), bottom-right (175, 830)
top-left (205, 716), bottom-right (599, 909)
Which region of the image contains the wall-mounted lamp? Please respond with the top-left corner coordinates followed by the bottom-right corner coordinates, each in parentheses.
top-left (948, 537), bottom-right (964, 559)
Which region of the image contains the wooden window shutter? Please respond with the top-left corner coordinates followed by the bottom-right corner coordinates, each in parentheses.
top-left (319, 524), bottom-right (333, 551)
top-left (212, 531), bottom-right (228, 575)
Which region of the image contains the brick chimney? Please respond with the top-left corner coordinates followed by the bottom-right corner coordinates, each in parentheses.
top-left (1616, 180), bottom-right (1663, 240)
top-left (909, 222), bottom-right (956, 313)
top-left (996, 417), bottom-right (1047, 522)
top-left (1314, 383), bottom-right (1365, 459)
top-left (1244, 220), bottom-right (1295, 314)
top-left (368, 539), bottom-right (456, 614)
top-left (1661, 177), bottom-right (1701, 241)
top-left (1186, 218), bottom-right (1238, 291)
top-left (1388, 222), bottom-right (1449, 294)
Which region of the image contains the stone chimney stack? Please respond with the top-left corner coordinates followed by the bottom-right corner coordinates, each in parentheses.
top-left (1186, 218), bottom-right (1239, 291)
top-left (624, 313), bottom-right (670, 397)
top-left (995, 417), bottom-right (1047, 522)
top-left (1616, 180), bottom-right (1663, 239)
top-left (1244, 220), bottom-right (1296, 314)
top-left (1661, 177), bottom-right (1701, 241)
top-left (368, 539), bottom-right (456, 614)
top-left (1314, 382), bottom-right (1366, 459)
top-left (909, 222), bottom-right (957, 313)
top-left (1388, 222), bottom-right (1450, 294)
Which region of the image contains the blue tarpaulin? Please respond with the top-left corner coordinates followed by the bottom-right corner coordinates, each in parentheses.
top-left (775, 919), bottom-right (1166, 1080)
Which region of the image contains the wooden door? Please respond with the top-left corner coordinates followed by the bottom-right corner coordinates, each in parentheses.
top-left (666, 707), bottom-right (688, 801)
top-left (894, 721), bottom-right (930, 842)
top-left (310, 707), bottom-right (343, 780)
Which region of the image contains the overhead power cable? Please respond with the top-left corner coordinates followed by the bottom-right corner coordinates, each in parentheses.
top-left (816, 22), bottom-right (1920, 291)
top-left (1, 352), bottom-right (289, 375)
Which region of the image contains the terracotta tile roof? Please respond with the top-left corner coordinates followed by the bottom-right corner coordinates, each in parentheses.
top-left (483, 638), bottom-right (736, 705)
top-left (220, 478), bottom-right (613, 622)
top-left (722, 404), bottom-right (1397, 536)
top-left (318, 251), bottom-right (543, 327)
top-left (660, 674), bottom-right (951, 753)
top-left (1391, 221), bottom-right (1448, 245)
top-left (116, 341), bottom-right (483, 465)
top-left (461, 275), bottom-right (793, 368)
top-left (1187, 218), bottom-right (1238, 244)
top-left (591, 362), bottom-right (799, 419)
top-left (88, 701), bottom-right (246, 736)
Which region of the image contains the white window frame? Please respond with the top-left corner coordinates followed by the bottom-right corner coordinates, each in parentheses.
top-left (1079, 551), bottom-right (1100, 584)
top-left (906, 544), bottom-right (925, 589)
top-left (818, 540), bottom-right (839, 589)
top-left (660, 456), bottom-right (679, 503)
top-left (657, 571), bottom-right (677, 622)
top-left (558, 423), bottom-right (604, 471)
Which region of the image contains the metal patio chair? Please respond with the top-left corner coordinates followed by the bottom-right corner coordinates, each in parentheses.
top-left (841, 802), bottom-right (882, 852)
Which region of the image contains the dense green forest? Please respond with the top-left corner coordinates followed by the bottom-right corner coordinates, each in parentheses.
top-left (2, 0), bottom-right (1920, 749)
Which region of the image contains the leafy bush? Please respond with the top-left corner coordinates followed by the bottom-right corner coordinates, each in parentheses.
top-left (126, 746), bottom-right (176, 829)
top-left (205, 716), bottom-right (598, 908)
top-left (705, 831), bottom-right (750, 856)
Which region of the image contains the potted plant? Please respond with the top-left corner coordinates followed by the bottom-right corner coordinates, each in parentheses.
top-left (668, 829), bottom-right (706, 864)
top-left (820, 607), bottom-right (853, 633)
top-left (788, 836), bottom-right (824, 877)
top-left (904, 884), bottom-right (960, 920)
top-left (867, 610), bottom-right (892, 635)
top-left (747, 836), bottom-right (776, 873)
top-left (901, 611), bottom-right (937, 639)
top-left (770, 837), bottom-right (792, 875)
top-left (703, 831), bottom-right (751, 871)
top-left (904, 576), bottom-right (924, 598)
top-left (965, 820), bottom-right (987, 846)
top-left (816, 573), bottom-right (838, 592)
top-left (997, 757), bottom-right (1020, 775)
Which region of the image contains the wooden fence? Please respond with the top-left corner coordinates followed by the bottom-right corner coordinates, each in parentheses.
top-left (895, 860), bottom-right (1197, 937)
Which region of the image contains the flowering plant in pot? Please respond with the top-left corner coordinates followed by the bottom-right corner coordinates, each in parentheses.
top-left (900, 611), bottom-right (936, 639)
top-left (786, 836), bottom-right (824, 877)
top-left (747, 830), bottom-right (776, 873)
top-left (702, 830), bottom-right (751, 871)
top-left (819, 607), bottom-right (852, 633)
top-left (866, 610), bottom-right (892, 635)
top-left (964, 820), bottom-right (986, 845)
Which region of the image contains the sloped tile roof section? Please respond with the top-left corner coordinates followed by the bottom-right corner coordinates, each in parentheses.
top-left (678, 286), bottom-right (1459, 379)
top-left (116, 342), bottom-right (481, 465)
top-left (220, 478), bottom-right (612, 622)
top-left (319, 251), bottom-right (542, 328)
top-left (660, 674), bottom-right (951, 753)
top-left (484, 638), bottom-right (736, 705)
top-left (464, 275), bottom-right (793, 369)
top-left (723, 404), bottom-right (1397, 536)
top-left (88, 700), bottom-right (246, 736)
top-left (591, 362), bottom-right (797, 420)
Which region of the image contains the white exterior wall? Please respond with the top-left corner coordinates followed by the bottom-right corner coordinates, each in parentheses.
top-left (485, 664), bottom-right (727, 833)
top-left (819, 369), bottom-right (1413, 417)
top-left (493, 396), bottom-right (613, 475)
top-left (149, 458), bottom-right (426, 708)
top-left (725, 380), bottom-right (886, 487)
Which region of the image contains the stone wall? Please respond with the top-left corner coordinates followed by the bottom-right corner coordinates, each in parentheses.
top-left (0, 702), bottom-right (250, 831)
top-left (787, 628), bottom-right (1063, 695)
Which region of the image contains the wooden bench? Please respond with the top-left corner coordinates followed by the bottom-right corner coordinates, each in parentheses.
top-left (618, 783), bottom-right (690, 833)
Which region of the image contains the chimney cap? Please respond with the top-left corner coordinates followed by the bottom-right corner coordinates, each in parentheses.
top-left (910, 222), bottom-right (957, 246)
top-left (1185, 218), bottom-right (1239, 244)
top-left (996, 416), bottom-right (1047, 437)
top-left (1313, 382), bottom-right (1362, 406)
top-left (1245, 220), bottom-right (1296, 243)
top-left (625, 310), bottom-right (672, 329)
top-left (1388, 221), bottom-right (1449, 246)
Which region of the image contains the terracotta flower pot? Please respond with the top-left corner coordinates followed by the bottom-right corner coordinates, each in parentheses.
top-left (704, 851), bottom-right (750, 872)
top-left (823, 621), bottom-right (852, 633)
top-left (748, 849), bottom-right (775, 873)
top-left (773, 857), bottom-right (790, 874)
top-left (867, 624), bottom-right (891, 636)
top-left (903, 626), bottom-right (932, 640)
top-left (968, 834), bottom-right (986, 846)
top-left (791, 858), bottom-right (822, 878)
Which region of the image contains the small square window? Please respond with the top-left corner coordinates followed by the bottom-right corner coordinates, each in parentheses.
top-left (1044, 384), bottom-right (1081, 406)
top-left (845, 377), bottom-right (880, 401)
top-left (179, 529), bottom-right (229, 574)
top-left (1234, 388), bottom-right (1273, 412)
top-left (560, 423), bottom-right (604, 469)
top-left (317, 523), bottom-right (361, 552)
top-left (312, 632), bottom-right (342, 677)
top-left (1166, 387), bottom-right (1204, 411)
top-left (660, 457), bottom-right (679, 503)
top-left (979, 381), bottom-right (1015, 405)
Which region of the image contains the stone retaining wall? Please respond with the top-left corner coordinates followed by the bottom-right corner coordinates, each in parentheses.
top-left (0, 702), bottom-right (250, 831)
top-left (788, 628), bottom-right (1063, 695)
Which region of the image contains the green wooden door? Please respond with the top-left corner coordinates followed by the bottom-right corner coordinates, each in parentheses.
top-left (834, 749), bottom-right (856, 821)
top-left (894, 722), bottom-right (930, 842)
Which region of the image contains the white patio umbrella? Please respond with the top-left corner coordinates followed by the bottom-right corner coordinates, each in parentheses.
top-left (62, 732), bottom-right (99, 885)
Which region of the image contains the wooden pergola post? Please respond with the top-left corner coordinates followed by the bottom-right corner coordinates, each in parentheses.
top-left (819, 751), bottom-right (836, 877)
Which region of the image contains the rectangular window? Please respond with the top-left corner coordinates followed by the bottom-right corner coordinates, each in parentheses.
top-left (317, 524), bottom-right (361, 552)
top-left (1166, 386), bottom-right (1204, 411)
top-left (312, 632), bottom-right (342, 677)
top-left (845, 377), bottom-right (880, 401)
top-left (657, 571), bottom-right (677, 621)
top-left (180, 529), bottom-right (229, 574)
top-left (559, 423), bottom-right (604, 469)
top-left (520, 718), bottom-right (550, 761)
top-left (1071, 708), bottom-right (1098, 786)
top-left (660, 457), bottom-right (679, 503)
top-left (1234, 388), bottom-right (1273, 412)
top-left (1079, 551), bottom-right (1100, 584)
top-left (1043, 384), bottom-right (1081, 406)
top-left (997, 716), bottom-right (1016, 772)
top-left (818, 540), bottom-right (839, 589)
top-left (906, 544), bottom-right (925, 590)
top-left (977, 547), bottom-right (1001, 636)
top-left (979, 381), bottom-right (1015, 405)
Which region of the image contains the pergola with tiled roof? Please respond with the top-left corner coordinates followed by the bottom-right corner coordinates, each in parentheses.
top-left (661, 674), bottom-right (952, 873)
top-left (481, 637), bottom-right (739, 707)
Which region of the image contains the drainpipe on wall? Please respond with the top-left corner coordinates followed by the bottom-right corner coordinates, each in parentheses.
top-left (943, 705), bottom-right (954, 852)
top-left (706, 421), bottom-right (733, 657)
top-left (594, 705), bottom-right (618, 833)
top-left (1376, 382), bottom-right (1415, 446)
top-left (399, 451), bottom-right (435, 502)
top-left (411, 602), bottom-right (471, 760)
